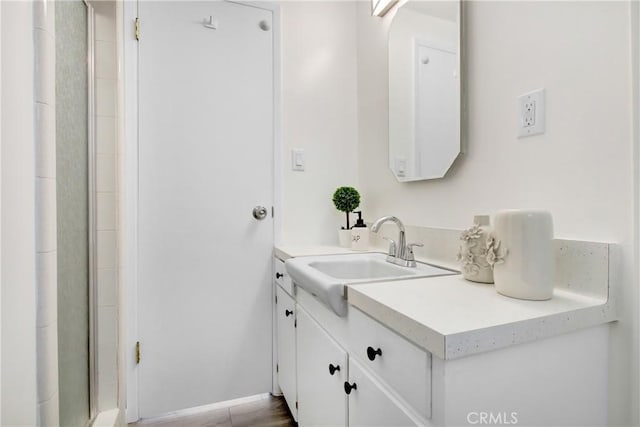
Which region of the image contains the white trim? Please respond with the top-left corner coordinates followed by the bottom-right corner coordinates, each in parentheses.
top-left (632, 0), bottom-right (640, 424)
top-left (0, 1), bottom-right (3, 420)
top-left (123, 0), bottom-right (139, 422)
top-left (123, 2), bottom-right (282, 421)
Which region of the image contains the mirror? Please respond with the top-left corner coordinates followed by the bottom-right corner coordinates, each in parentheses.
top-left (388, 0), bottom-right (461, 181)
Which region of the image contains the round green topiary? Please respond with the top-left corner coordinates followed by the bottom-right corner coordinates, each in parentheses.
top-left (332, 186), bottom-right (360, 229)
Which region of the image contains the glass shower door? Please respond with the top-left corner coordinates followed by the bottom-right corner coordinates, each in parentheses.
top-left (56, 1), bottom-right (93, 425)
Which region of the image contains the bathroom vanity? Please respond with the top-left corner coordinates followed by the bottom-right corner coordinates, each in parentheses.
top-left (273, 240), bottom-right (616, 426)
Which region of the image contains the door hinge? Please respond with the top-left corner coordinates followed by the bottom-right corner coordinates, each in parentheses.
top-left (275, 295), bottom-right (278, 304)
top-left (135, 17), bottom-right (140, 41)
top-left (294, 319), bottom-right (297, 328)
top-left (295, 401), bottom-right (298, 410)
top-left (271, 206), bottom-right (274, 217)
top-left (276, 364), bottom-right (279, 373)
top-left (136, 341), bottom-right (141, 364)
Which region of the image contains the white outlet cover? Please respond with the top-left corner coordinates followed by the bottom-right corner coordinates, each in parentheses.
top-left (518, 88), bottom-right (545, 138)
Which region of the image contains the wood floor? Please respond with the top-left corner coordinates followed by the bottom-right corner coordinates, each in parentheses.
top-left (129, 395), bottom-right (296, 427)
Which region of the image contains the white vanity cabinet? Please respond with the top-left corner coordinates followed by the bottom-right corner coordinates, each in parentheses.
top-left (275, 285), bottom-right (297, 420)
top-left (347, 358), bottom-right (422, 427)
top-left (275, 255), bottom-right (428, 426)
top-left (275, 237), bottom-right (614, 427)
top-left (296, 307), bottom-right (348, 427)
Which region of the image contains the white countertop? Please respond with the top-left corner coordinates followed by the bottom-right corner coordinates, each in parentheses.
top-left (274, 245), bottom-right (372, 260)
top-left (276, 244), bottom-right (617, 360)
top-left (347, 276), bottom-right (614, 359)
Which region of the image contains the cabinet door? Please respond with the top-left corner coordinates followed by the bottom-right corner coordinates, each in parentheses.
top-left (347, 358), bottom-right (421, 427)
top-left (297, 307), bottom-right (347, 427)
top-left (276, 286), bottom-right (297, 420)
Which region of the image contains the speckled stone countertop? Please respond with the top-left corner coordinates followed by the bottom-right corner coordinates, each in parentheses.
top-left (275, 239), bottom-right (617, 360)
top-left (347, 276), bottom-right (614, 360)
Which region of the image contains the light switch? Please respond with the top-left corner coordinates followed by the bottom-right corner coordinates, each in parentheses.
top-left (395, 157), bottom-right (407, 177)
top-left (292, 149), bottom-right (305, 171)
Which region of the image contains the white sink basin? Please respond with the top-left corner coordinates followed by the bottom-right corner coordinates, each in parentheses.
top-left (285, 253), bottom-right (457, 316)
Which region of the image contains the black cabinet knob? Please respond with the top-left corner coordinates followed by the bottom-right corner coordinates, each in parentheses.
top-left (276, 272), bottom-right (283, 279)
top-left (328, 364), bottom-right (340, 375)
top-left (285, 309), bottom-right (293, 317)
top-left (344, 381), bottom-right (357, 395)
top-left (367, 346), bottom-right (382, 361)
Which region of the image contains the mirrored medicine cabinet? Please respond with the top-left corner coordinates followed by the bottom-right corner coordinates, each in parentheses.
top-left (388, 0), bottom-right (462, 181)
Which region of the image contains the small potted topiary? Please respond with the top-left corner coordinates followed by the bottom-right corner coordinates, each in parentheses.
top-left (332, 186), bottom-right (361, 247)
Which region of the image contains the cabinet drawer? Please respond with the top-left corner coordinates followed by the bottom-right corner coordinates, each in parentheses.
top-left (349, 307), bottom-right (431, 419)
top-left (274, 258), bottom-right (294, 295)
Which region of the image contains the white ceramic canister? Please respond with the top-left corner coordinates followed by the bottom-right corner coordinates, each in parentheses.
top-left (457, 215), bottom-right (494, 283)
top-left (491, 209), bottom-right (554, 300)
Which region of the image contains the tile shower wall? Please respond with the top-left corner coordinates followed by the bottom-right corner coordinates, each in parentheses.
top-left (93, 0), bottom-right (119, 412)
top-left (34, 0), bottom-right (60, 424)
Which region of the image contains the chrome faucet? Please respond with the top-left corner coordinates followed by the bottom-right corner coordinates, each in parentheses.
top-left (371, 216), bottom-right (423, 267)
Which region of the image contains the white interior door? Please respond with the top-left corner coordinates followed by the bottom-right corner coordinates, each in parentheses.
top-left (137, 1), bottom-right (274, 418)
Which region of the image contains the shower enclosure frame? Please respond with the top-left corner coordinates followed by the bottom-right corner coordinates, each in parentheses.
top-left (85, 0), bottom-right (99, 421)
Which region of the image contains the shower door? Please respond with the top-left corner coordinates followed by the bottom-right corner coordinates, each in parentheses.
top-left (137, 1), bottom-right (275, 418)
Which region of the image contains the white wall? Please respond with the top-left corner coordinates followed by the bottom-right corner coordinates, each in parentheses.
top-left (280, 1), bottom-right (359, 245)
top-left (356, 1), bottom-right (637, 425)
top-left (1, 1), bottom-right (38, 425)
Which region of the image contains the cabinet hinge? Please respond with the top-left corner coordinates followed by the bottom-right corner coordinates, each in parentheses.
top-left (294, 319), bottom-right (297, 328)
top-left (276, 364), bottom-right (279, 373)
top-left (271, 206), bottom-right (274, 217)
top-left (135, 17), bottom-right (140, 41)
top-left (275, 295), bottom-right (278, 304)
top-left (295, 401), bottom-right (298, 409)
top-left (136, 341), bottom-right (141, 364)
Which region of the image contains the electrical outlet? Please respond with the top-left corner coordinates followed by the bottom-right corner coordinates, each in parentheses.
top-left (518, 88), bottom-right (545, 138)
top-left (523, 100), bottom-right (536, 127)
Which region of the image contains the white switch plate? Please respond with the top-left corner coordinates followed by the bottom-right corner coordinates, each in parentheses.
top-left (395, 156), bottom-right (407, 177)
top-left (291, 149), bottom-right (305, 171)
top-left (518, 88), bottom-right (545, 138)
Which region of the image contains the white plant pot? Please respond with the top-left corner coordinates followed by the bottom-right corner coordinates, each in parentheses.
top-left (492, 209), bottom-right (554, 300)
top-left (338, 229), bottom-right (352, 248)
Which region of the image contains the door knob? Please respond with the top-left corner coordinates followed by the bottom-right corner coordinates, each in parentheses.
top-left (367, 346), bottom-right (382, 361)
top-left (329, 364), bottom-right (340, 375)
top-left (276, 272), bottom-right (283, 279)
top-left (252, 206), bottom-right (268, 220)
top-left (344, 381), bottom-right (357, 395)
top-left (285, 309), bottom-right (293, 317)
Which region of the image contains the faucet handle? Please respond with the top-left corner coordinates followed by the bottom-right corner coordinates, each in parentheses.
top-left (406, 243), bottom-right (424, 261)
top-left (382, 237), bottom-right (397, 257)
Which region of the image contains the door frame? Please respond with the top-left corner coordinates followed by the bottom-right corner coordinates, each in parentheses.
top-left (122, 1), bottom-right (281, 422)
